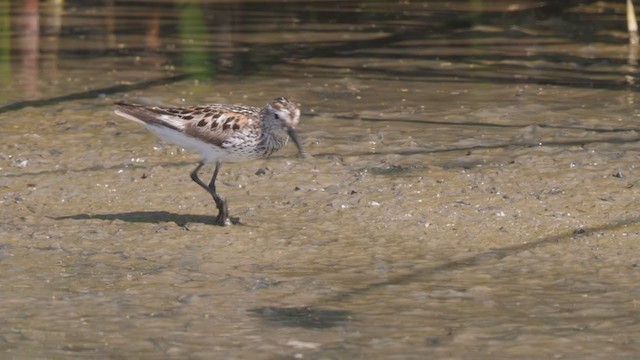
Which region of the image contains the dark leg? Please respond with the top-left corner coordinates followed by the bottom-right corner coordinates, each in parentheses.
top-left (190, 161), bottom-right (231, 226)
top-left (208, 162), bottom-right (230, 225)
top-left (190, 162), bottom-right (209, 192)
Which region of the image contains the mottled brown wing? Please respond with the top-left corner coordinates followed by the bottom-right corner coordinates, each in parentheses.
top-left (183, 105), bottom-right (261, 147)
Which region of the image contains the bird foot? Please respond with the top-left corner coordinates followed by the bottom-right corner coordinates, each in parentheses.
top-left (214, 215), bottom-right (240, 226)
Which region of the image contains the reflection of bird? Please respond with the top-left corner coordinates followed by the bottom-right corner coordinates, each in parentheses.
top-left (114, 97), bottom-right (306, 226)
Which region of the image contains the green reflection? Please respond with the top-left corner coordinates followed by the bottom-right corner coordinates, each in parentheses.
top-left (0, 0), bottom-right (10, 90)
top-left (178, 2), bottom-right (215, 79)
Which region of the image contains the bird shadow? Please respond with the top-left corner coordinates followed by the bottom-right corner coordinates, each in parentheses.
top-left (51, 211), bottom-right (218, 227)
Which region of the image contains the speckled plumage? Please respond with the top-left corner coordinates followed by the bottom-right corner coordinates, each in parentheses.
top-left (114, 97), bottom-right (305, 226)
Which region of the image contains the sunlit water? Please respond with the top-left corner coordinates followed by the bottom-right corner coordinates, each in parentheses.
top-left (2, 1), bottom-right (640, 358)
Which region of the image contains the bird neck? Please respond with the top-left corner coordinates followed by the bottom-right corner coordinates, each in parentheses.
top-left (260, 120), bottom-right (289, 155)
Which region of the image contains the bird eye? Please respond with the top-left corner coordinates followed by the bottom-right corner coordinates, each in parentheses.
top-left (274, 114), bottom-right (280, 120)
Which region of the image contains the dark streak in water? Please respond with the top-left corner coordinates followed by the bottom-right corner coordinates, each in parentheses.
top-left (0, 74), bottom-right (190, 114)
top-left (312, 136), bottom-right (640, 159)
top-left (343, 115), bottom-right (640, 134)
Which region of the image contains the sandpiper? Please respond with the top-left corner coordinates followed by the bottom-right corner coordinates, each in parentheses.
top-left (114, 97), bottom-right (305, 226)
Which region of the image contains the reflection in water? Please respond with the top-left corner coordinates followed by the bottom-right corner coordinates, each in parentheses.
top-left (145, 7), bottom-right (161, 50)
top-left (16, 0), bottom-right (39, 98)
top-left (2, 0), bottom-right (64, 101)
top-left (1, 1), bottom-right (638, 104)
top-left (0, 1), bottom-right (9, 88)
top-left (179, 2), bottom-right (214, 78)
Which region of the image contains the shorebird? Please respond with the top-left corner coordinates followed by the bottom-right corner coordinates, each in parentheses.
top-left (114, 97), bottom-right (305, 226)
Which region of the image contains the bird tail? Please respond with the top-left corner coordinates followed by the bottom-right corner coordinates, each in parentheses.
top-left (114, 103), bottom-right (182, 131)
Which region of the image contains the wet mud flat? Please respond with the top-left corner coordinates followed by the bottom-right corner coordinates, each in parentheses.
top-left (1, 82), bottom-right (640, 358)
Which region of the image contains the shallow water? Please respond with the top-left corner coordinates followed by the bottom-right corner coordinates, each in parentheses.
top-left (2, 1), bottom-right (640, 358)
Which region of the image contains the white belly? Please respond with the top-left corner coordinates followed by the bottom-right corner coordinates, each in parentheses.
top-left (147, 125), bottom-right (261, 163)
